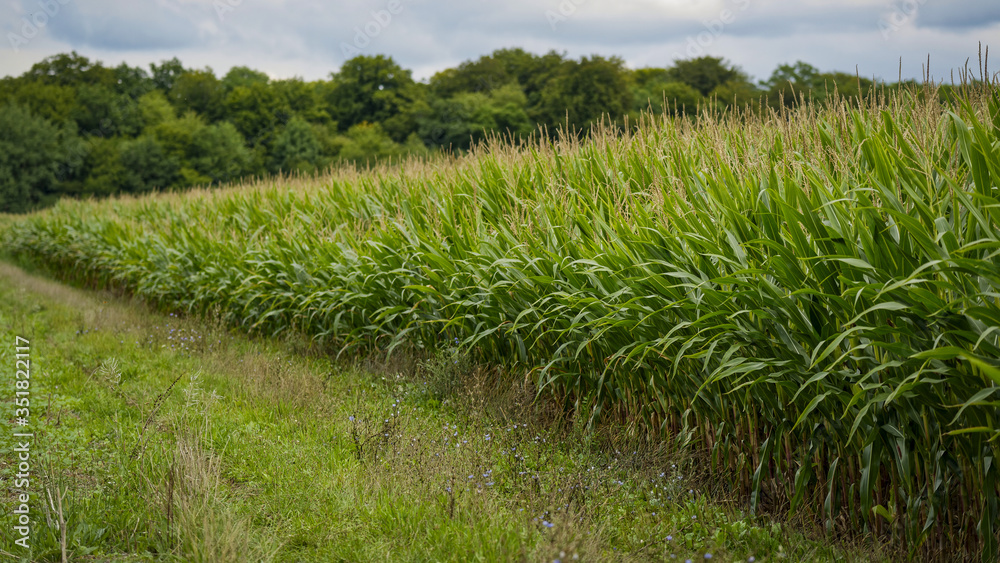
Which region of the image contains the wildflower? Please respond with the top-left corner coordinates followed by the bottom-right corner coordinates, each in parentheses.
top-left (348, 416), bottom-right (355, 422)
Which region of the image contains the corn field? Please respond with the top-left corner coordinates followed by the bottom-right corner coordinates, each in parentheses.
top-left (3, 85), bottom-right (1000, 560)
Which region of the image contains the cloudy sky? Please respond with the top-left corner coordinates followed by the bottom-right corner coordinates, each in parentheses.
top-left (2, 0), bottom-right (999, 84)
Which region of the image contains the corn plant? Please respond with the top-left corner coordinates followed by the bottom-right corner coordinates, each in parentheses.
top-left (3, 83), bottom-right (999, 560)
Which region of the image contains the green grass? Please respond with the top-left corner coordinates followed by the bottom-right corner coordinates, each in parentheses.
top-left (2, 84), bottom-right (999, 560)
top-left (0, 262), bottom-right (853, 561)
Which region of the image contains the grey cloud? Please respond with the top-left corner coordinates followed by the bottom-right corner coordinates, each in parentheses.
top-left (1, 0), bottom-right (997, 83)
top-left (363, 0), bottom-right (888, 62)
top-left (42, 0), bottom-right (206, 50)
top-left (914, 0), bottom-right (1000, 29)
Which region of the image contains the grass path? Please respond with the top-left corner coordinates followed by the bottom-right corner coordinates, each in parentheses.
top-left (0, 261), bottom-right (861, 562)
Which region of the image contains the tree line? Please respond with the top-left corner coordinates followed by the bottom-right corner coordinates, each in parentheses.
top-left (0, 49), bottom-right (911, 213)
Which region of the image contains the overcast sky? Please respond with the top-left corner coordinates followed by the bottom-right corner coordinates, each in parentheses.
top-left (2, 0), bottom-right (999, 84)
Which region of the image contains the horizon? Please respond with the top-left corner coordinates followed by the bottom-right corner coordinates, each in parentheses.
top-left (4, 45), bottom-right (998, 87)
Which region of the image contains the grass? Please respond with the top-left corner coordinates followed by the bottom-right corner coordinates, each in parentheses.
top-left (1, 81), bottom-right (999, 560)
top-left (0, 261), bottom-right (857, 561)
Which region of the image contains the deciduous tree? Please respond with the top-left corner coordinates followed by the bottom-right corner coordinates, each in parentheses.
top-left (0, 104), bottom-right (84, 213)
top-left (666, 56), bottom-right (746, 97)
top-left (327, 55), bottom-right (423, 142)
top-left (270, 116), bottom-right (324, 174)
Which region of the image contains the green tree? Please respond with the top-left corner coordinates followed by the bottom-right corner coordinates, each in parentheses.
top-left (272, 78), bottom-right (332, 124)
top-left (429, 48), bottom-right (567, 119)
top-left (761, 61), bottom-right (822, 91)
top-left (326, 55), bottom-right (423, 142)
top-left (535, 55), bottom-right (633, 131)
top-left (418, 84), bottom-right (533, 150)
top-left (270, 116), bottom-right (324, 174)
top-left (137, 90), bottom-right (176, 130)
top-left (762, 61), bottom-right (820, 107)
top-left (72, 83), bottom-right (142, 137)
top-left (171, 69), bottom-right (224, 121)
top-left (666, 56), bottom-right (745, 97)
top-left (632, 67), bottom-right (670, 89)
top-left (150, 57), bottom-right (187, 95)
top-left (430, 51), bottom-right (517, 96)
top-left (418, 92), bottom-right (497, 150)
top-left (632, 68), bottom-right (704, 115)
top-left (0, 76), bottom-right (12, 103)
top-left (74, 137), bottom-right (126, 197)
top-left (112, 62), bottom-right (155, 99)
top-left (813, 71), bottom-right (874, 102)
top-left (119, 136), bottom-right (180, 193)
top-left (25, 51), bottom-right (114, 88)
top-left (488, 83), bottom-right (534, 139)
top-left (224, 82), bottom-right (286, 146)
top-left (431, 48), bottom-right (563, 94)
top-left (510, 50), bottom-right (568, 111)
top-left (762, 61), bottom-right (874, 107)
top-left (4, 80), bottom-right (77, 124)
top-left (337, 122), bottom-right (402, 164)
top-left (190, 121), bottom-right (251, 185)
top-left (222, 66), bottom-right (270, 92)
top-left (710, 79), bottom-right (763, 111)
top-left (152, 113), bottom-right (251, 187)
top-left (0, 104), bottom-right (84, 213)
